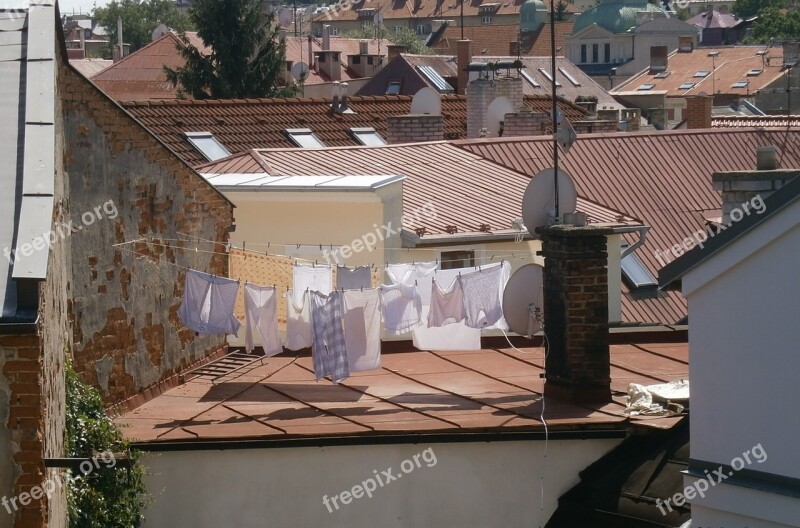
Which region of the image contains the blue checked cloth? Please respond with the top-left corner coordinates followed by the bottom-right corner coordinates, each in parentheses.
top-left (310, 290), bottom-right (350, 383)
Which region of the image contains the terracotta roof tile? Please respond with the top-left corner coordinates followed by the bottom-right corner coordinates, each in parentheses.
top-left (311, 0), bottom-right (526, 23)
top-left (115, 341), bottom-right (689, 444)
top-left (123, 94), bottom-right (587, 167)
top-left (456, 128), bottom-right (800, 324)
top-left (429, 22), bottom-right (572, 57)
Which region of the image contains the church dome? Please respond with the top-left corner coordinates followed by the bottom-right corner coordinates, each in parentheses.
top-left (521, 0), bottom-right (549, 33)
top-left (573, 0), bottom-right (665, 34)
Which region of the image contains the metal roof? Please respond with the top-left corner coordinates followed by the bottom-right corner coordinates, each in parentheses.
top-left (115, 341), bottom-right (688, 444)
top-left (456, 128), bottom-right (800, 324)
top-left (0, 1), bottom-right (56, 323)
top-left (202, 173), bottom-right (405, 191)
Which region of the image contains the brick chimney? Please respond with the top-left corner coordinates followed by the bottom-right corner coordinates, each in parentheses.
top-left (712, 147), bottom-right (798, 223)
top-left (502, 111), bottom-right (548, 137)
top-left (685, 94), bottom-right (712, 129)
top-left (386, 115), bottom-right (445, 143)
top-left (456, 39), bottom-right (472, 95)
top-left (494, 75), bottom-right (523, 110)
top-left (620, 108), bottom-right (641, 131)
top-left (536, 225), bottom-right (613, 404)
top-left (466, 77), bottom-right (495, 138)
top-left (387, 45), bottom-right (406, 63)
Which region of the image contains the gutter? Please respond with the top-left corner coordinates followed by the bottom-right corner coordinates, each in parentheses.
top-left (132, 428), bottom-right (629, 452)
top-left (402, 230), bottom-right (532, 247)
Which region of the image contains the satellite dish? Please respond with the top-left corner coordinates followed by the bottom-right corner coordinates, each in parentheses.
top-left (411, 87), bottom-right (442, 115)
top-left (278, 8), bottom-right (293, 26)
top-left (374, 12), bottom-right (384, 25)
top-left (291, 62), bottom-right (310, 82)
top-left (521, 168), bottom-right (578, 233)
top-left (486, 96), bottom-right (514, 137)
top-left (502, 264), bottom-right (544, 336)
top-left (556, 118), bottom-right (577, 153)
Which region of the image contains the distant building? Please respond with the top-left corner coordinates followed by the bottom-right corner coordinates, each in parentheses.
top-left (687, 5), bottom-right (749, 46)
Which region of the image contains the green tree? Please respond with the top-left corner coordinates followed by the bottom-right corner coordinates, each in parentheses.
top-left (345, 25), bottom-right (433, 55)
top-left (732, 0), bottom-right (786, 18)
top-left (65, 359), bottom-right (148, 527)
top-left (166, 0), bottom-right (295, 99)
top-left (93, 0), bottom-right (191, 55)
top-left (554, 0), bottom-right (570, 21)
top-left (746, 7), bottom-right (800, 42)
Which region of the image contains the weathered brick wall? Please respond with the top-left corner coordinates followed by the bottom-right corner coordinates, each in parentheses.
top-left (686, 95), bottom-right (712, 129)
top-left (60, 64), bottom-right (235, 405)
top-left (537, 225), bottom-right (612, 404)
top-left (503, 111), bottom-right (548, 137)
top-left (572, 120), bottom-right (618, 134)
top-left (386, 115), bottom-right (444, 144)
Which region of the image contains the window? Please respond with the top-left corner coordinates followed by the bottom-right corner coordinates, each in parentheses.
top-left (679, 82), bottom-right (695, 89)
top-left (416, 24), bottom-right (428, 34)
top-left (481, 15), bottom-right (492, 24)
top-left (746, 68), bottom-right (763, 76)
top-left (621, 245), bottom-right (657, 289)
top-left (361, 20), bottom-right (372, 28)
top-left (352, 55), bottom-right (361, 64)
top-left (558, 67), bottom-right (580, 86)
top-left (393, 26), bottom-right (403, 32)
top-left (693, 70), bottom-right (710, 77)
top-left (580, 44), bottom-right (587, 64)
top-left (386, 81), bottom-right (401, 95)
top-left (330, 27), bottom-right (339, 35)
top-left (367, 56), bottom-right (374, 65)
top-left (319, 53), bottom-right (326, 63)
top-left (520, 69), bottom-right (540, 87)
top-left (592, 43), bottom-right (599, 63)
top-left (604, 43), bottom-right (610, 63)
top-left (183, 132), bottom-right (231, 161)
top-left (349, 127), bottom-right (387, 146)
top-left (732, 80), bottom-right (749, 88)
top-left (285, 128), bottom-right (326, 148)
top-left (637, 83), bottom-right (655, 90)
top-left (417, 65), bottom-right (454, 92)
top-left (654, 71), bottom-right (671, 78)
top-left (440, 250), bottom-right (475, 270)
top-left (537, 68), bottom-right (561, 86)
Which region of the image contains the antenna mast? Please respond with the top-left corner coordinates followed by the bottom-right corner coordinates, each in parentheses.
top-left (550, 0), bottom-right (559, 220)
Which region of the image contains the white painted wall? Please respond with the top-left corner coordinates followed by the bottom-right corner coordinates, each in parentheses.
top-left (681, 198), bottom-right (800, 526)
top-left (140, 438), bottom-right (621, 527)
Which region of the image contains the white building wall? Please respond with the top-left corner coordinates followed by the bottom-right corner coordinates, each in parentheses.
top-left (140, 438), bottom-right (621, 527)
top-left (682, 198), bottom-right (800, 526)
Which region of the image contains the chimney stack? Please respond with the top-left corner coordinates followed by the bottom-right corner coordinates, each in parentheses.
top-left (323, 24), bottom-right (331, 50)
top-left (456, 39), bottom-right (472, 95)
top-left (685, 94), bottom-right (712, 129)
top-left (536, 225), bottom-right (613, 404)
top-left (339, 82), bottom-right (349, 113)
top-left (331, 81), bottom-right (340, 110)
top-left (466, 77), bottom-right (495, 138)
top-left (494, 75), bottom-right (523, 110)
top-left (387, 45), bottom-right (406, 63)
top-left (308, 35), bottom-right (314, 70)
top-left (386, 114), bottom-right (444, 143)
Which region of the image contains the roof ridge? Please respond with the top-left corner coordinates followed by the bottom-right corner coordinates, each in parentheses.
top-left (94, 32), bottom-right (181, 78)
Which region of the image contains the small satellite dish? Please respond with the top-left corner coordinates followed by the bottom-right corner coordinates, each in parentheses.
top-left (291, 62), bottom-right (309, 82)
top-left (556, 118), bottom-right (577, 153)
top-left (521, 168), bottom-right (578, 233)
top-left (502, 264), bottom-right (544, 336)
top-left (278, 8), bottom-right (293, 26)
top-left (374, 12), bottom-right (384, 25)
top-left (486, 96), bottom-right (514, 137)
top-left (411, 87), bottom-right (442, 115)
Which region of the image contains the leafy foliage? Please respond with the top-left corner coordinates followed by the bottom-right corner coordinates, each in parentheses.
top-left (732, 0), bottom-right (787, 18)
top-left (165, 0), bottom-right (296, 99)
top-left (555, 0), bottom-right (570, 21)
top-left (345, 25), bottom-right (432, 56)
top-left (746, 7), bottom-right (800, 42)
top-left (93, 0), bottom-right (191, 55)
top-left (66, 360), bottom-right (147, 528)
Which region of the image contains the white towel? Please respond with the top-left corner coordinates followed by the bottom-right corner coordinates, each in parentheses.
top-left (244, 284), bottom-right (282, 356)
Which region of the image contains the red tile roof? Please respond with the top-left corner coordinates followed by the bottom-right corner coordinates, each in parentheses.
top-left (115, 341), bottom-right (688, 443)
top-left (429, 22), bottom-right (572, 57)
top-left (456, 128), bottom-right (800, 324)
top-left (122, 94), bottom-right (587, 167)
top-left (610, 46), bottom-right (785, 98)
top-left (311, 0), bottom-right (526, 23)
top-left (687, 9), bottom-right (746, 29)
top-left (283, 35), bottom-right (395, 83)
top-left (203, 141), bottom-right (638, 236)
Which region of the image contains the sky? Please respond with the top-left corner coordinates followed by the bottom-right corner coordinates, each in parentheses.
top-left (59, 0), bottom-right (111, 15)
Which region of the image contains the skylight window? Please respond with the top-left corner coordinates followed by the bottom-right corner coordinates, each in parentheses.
top-left (732, 80), bottom-right (749, 88)
top-left (417, 65), bottom-right (454, 92)
top-left (637, 83), bottom-right (655, 91)
top-left (654, 71), bottom-right (671, 79)
top-left (746, 69), bottom-right (763, 76)
top-left (349, 127), bottom-right (386, 146)
top-left (520, 69), bottom-right (540, 87)
top-left (538, 68), bottom-right (562, 86)
top-left (386, 81), bottom-right (401, 95)
top-left (694, 70), bottom-right (710, 77)
top-left (679, 82), bottom-right (695, 89)
top-left (621, 245), bottom-right (657, 289)
top-left (558, 67), bottom-right (581, 86)
top-left (285, 128), bottom-right (326, 148)
top-left (183, 132), bottom-right (231, 161)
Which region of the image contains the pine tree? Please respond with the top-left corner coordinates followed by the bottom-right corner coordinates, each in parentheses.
top-left (166, 0), bottom-right (295, 99)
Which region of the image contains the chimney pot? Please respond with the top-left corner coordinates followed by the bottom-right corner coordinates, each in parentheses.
top-left (456, 39), bottom-right (472, 95)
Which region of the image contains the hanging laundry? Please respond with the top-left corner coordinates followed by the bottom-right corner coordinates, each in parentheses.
top-left (336, 265), bottom-right (372, 291)
top-left (243, 284), bottom-right (282, 356)
top-left (179, 269), bottom-right (241, 336)
top-left (293, 265), bottom-right (332, 304)
top-left (412, 268), bottom-right (481, 351)
top-left (310, 291), bottom-right (349, 383)
top-left (342, 289), bottom-right (382, 372)
top-left (387, 261), bottom-right (438, 305)
top-left (458, 261), bottom-right (511, 330)
top-left (380, 282), bottom-right (422, 335)
top-left (386, 263), bottom-right (415, 286)
top-left (428, 278), bottom-right (466, 327)
top-left (286, 289), bottom-right (313, 351)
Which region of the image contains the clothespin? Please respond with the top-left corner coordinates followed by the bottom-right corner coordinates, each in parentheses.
top-left (319, 244), bottom-right (322, 251)
top-left (360, 286), bottom-right (363, 292)
top-left (273, 283), bottom-right (276, 290)
top-left (242, 241), bottom-right (246, 256)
